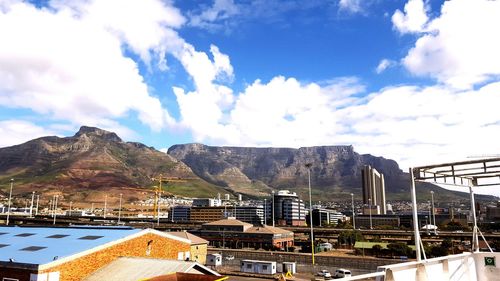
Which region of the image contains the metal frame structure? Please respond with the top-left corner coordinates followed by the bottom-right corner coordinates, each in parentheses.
top-left (410, 158), bottom-right (500, 261)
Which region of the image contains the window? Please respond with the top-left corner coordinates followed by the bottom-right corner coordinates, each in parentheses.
top-left (20, 246), bottom-right (46, 252)
top-left (46, 234), bottom-right (69, 239)
top-left (78, 235), bottom-right (103, 240)
top-left (263, 265), bottom-right (268, 270)
top-left (15, 233), bottom-right (35, 237)
top-left (246, 264), bottom-right (252, 269)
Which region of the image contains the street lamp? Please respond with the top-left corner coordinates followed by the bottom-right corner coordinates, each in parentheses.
top-left (69, 201), bottom-right (73, 216)
top-left (118, 193), bottom-right (123, 224)
top-left (368, 198), bottom-right (373, 230)
top-left (157, 193), bottom-right (161, 226)
top-left (351, 193), bottom-right (355, 230)
top-left (431, 191), bottom-right (436, 235)
top-left (6, 179), bottom-right (14, 225)
top-left (305, 163), bottom-right (315, 266)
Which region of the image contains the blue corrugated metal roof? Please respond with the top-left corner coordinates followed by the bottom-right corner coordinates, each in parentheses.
top-left (0, 226), bottom-right (141, 265)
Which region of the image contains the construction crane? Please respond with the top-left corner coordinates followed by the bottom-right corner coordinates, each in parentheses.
top-left (150, 175), bottom-right (188, 219)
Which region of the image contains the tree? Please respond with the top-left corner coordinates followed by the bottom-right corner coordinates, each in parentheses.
top-left (387, 242), bottom-right (412, 257)
top-left (372, 244), bottom-right (383, 257)
top-left (338, 230), bottom-right (364, 246)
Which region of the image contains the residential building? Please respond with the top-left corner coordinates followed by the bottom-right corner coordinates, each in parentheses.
top-left (0, 226), bottom-right (196, 281)
top-left (361, 165), bottom-right (386, 214)
top-left (192, 198), bottom-right (221, 207)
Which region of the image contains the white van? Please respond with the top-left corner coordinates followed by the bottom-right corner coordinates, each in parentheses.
top-left (334, 268), bottom-right (352, 278)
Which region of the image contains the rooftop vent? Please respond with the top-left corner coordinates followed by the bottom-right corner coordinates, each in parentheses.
top-left (15, 233), bottom-right (35, 237)
top-left (78, 235), bottom-right (104, 240)
top-left (20, 246), bottom-right (47, 252)
top-left (46, 234), bottom-right (69, 239)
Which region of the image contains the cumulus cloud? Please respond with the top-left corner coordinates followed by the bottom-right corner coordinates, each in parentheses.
top-left (396, 0), bottom-right (500, 88)
top-left (392, 0), bottom-right (429, 33)
top-left (375, 59), bottom-right (397, 74)
top-left (0, 120), bottom-right (57, 147)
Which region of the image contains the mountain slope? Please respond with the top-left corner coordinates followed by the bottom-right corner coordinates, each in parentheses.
top-left (0, 127), bottom-right (227, 203)
top-left (168, 143), bottom-right (488, 201)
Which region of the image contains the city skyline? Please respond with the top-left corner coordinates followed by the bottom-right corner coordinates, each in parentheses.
top-left (1, 0), bottom-right (500, 195)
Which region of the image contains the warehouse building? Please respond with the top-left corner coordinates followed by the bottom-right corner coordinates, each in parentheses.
top-left (0, 226), bottom-right (210, 281)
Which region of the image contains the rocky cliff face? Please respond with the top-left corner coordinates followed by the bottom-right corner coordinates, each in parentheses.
top-left (167, 144), bottom-right (407, 197)
top-left (0, 126), bottom-right (216, 202)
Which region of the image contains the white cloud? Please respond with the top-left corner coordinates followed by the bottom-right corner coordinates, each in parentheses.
top-left (0, 120), bottom-right (57, 147)
top-left (338, 0), bottom-right (366, 14)
top-left (0, 0), bottom-right (184, 132)
top-left (392, 0), bottom-right (429, 33)
top-left (375, 59), bottom-right (396, 74)
top-left (396, 0), bottom-right (500, 89)
top-left (188, 0), bottom-right (240, 30)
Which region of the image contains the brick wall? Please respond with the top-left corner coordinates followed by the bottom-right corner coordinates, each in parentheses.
top-left (38, 233), bottom-right (191, 281)
top-left (190, 244), bottom-right (207, 264)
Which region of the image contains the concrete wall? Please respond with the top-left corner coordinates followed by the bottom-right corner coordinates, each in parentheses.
top-left (191, 244), bottom-right (208, 264)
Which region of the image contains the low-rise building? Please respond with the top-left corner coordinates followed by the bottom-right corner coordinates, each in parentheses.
top-left (166, 231), bottom-right (208, 264)
top-left (240, 260), bottom-right (276, 275)
top-left (0, 226), bottom-right (199, 281)
top-left (196, 218), bottom-right (294, 250)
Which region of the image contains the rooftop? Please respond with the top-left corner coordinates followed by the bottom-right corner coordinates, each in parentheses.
top-left (0, 226), bottom-right (140, 265)
top-left (203, 218), bottom-right (252, 227)
top-left (246, 225), bottom-right (293, 235)
top-left (166, 231), bottom-right (208, 245)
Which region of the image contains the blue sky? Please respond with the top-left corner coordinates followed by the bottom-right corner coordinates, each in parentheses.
top-left (1, 0), bottom-right (500, 195)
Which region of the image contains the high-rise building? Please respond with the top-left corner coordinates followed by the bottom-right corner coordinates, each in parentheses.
top-left (265, 190), bottom-right (306, 226)
top-left (361, 165), bottom-right (386, 215)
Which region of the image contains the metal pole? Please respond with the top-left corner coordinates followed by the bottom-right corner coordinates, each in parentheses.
top-left (53, 195), bottom-right (58, 225)
top-left (6, 179), bottom-right (14, 225)
top-left (306, 163), bottom-right (315, 265)
top-left (264, 198), bottom-right (267, 226)
top-left (91, 203), bottom-right (94, 213)
top-left (410, 168), bottom-right (422, 261)
top-left (29, 191), bottom-right (35, 217)
top-left (35, 195), bottom-right (39, 216)
top-left (369, 198), bottom-right (372, 229)
top-left (69, 201), bottom-right (73, 216)
top-left (104, 195), bottom-right (107, 219)
top-left (431, 191), bottom-right (436, 235)
top-left (469, 186), bottom-right (479, 252)
top-left (351, 193), bottom-right (355, 230)
top-left (118, 193), bottom-right (123, 224)
top-left (51, 195), bottom-right (56, 217)
top-left (157, 193), bottom-right (161, 226)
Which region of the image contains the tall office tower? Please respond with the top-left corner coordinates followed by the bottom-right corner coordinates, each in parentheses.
top-left (361, 165), bottom-right (386, 215)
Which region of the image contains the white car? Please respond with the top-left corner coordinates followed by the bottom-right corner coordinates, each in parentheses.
top-left (317, 270), bottom-right (332, 278)
top-left (333, 268), bottom-right (352, 278)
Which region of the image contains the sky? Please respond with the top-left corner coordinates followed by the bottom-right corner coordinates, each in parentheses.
top-left (1, 0), bottom-right (500, 195)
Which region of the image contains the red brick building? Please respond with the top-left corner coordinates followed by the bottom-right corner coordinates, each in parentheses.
top-left (0, 226), bottom-right (205, 281)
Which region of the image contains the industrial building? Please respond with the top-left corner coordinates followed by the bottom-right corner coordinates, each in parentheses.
top-left (0, 226), bottom-right (208, 281)
top-left (361, 165), bottom-right (387, 215)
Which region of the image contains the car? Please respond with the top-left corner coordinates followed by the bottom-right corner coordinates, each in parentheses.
top-left (316, 270), bottom-right (332, 278)
top-left (333, 268), bottom-right (352, 279)
top-left (224, 255), bottom-right (234, 261)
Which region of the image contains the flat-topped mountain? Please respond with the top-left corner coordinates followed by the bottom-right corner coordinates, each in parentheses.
top-left (0, 126), bottom-right (494, 203)
top-left (168, 143), bottom-right (489, 201)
